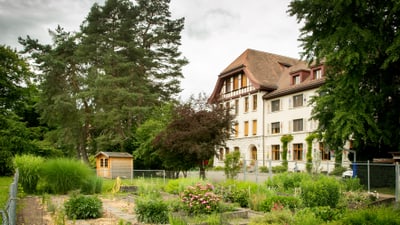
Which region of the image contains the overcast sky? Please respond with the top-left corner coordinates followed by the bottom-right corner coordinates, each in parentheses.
top-left (0, 0), bottom-right (303, 100)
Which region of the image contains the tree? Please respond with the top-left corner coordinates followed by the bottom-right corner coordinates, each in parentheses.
top-left (133, 103), bottom-right (174, 169)
top-left (153, 95), bottom-right (232, 179)
top-left (0, 45), bottom-right (46, 175)
top-left (224, 151), bottom-right (241, 179)
top-left (289, 1), bottom-right (400, 159)
top-left (20, 0), bottom-right (187, 161)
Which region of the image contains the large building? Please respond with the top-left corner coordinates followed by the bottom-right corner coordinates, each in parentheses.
top-left (208, 49), bottom-right (348, 172)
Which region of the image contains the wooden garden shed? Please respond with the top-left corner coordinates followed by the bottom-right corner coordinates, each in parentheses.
top-left (95, 151), bottom-right (133, 179)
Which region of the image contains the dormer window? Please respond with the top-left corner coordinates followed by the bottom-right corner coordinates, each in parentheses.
top-left (225, 78), bottom-right (232, 93)
top-left (292, 74), bottom-right (301, 85)
top-left (313, 68), bottom-right (322, 79)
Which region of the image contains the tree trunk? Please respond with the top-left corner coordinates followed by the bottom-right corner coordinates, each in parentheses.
top-left (199, 162), bottom-right (206, 180)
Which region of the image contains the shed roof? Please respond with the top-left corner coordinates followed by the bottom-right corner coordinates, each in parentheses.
top-left (95, 151), bottom-right (133, 158)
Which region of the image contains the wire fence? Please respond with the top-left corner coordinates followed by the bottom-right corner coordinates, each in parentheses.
top-left (0, 169), bottom-right (19, 225)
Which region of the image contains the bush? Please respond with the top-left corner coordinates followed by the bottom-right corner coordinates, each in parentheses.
top-left (215, 180), bottom-right (260, 208)
top-left (271, 165), bottom-right (287, 173)
top-left (164, 178), bottom-right (204, 194)
top-left (259, 166), bottom-right (269, 173)
top-left (180, 183), bottom-right (221, 214)
top-left (340, 206), bottom-right (400, 224)
top-left (329, 166), bottom-right (347, 176)
top-left (64, 194), bottom-right (102, 219)
top-left (135, 196), bottom-right (169, 224)
top-left (260, 195), bottom-right (302, 212)
top-left (14, 154), bottom-right (44, 193)
top-left (265, 172), bottom-right (311, 193)
top-left (293, 208), bottom-right (324, 225)
top-left (341, 177), bottom-right (363, 191)
top-left (301, 176), bottom-right (340, 208)
top-left (40, 158), bottom-right (93, 194)
top-left (224, 151), bottom-right (241, 179)
top-left (249, 208), bottom-right (294, 225)
top-left (81, 176), bottom-right (103, 194)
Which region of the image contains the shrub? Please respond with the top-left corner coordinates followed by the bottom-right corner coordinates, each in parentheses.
top-left (259, 166), bottom-right (269, 173)
top-left (40, 158), bottom-right (93, 194)
top-left (329, 166), bottom-right (347, 176)
top-left (180, 183), bottom-right (221, 214)
top-left (260, 195), bottom-right (302, 212)
top-left (340, 206), bottom-right (400, 224)
top-left (135, 196), bottom-right (169, 224)
top-left (308, 206), bottom-right (343, 222)
top-left (341, 177), bottom-right (363, 191)
top-left (301, 176), bottom-right (340, 208)
top-left (293, 208), bottom-right (324, 225)
top-left (265, 172), bottom-right (311, 193)
top-left (164, 178), bottom-right (204, 194)
top-left (215, 180), bottom-right (260, 208)
top-left (224, 151), bottom-right (241, 179)
top-left (64, 194), bottom-right (102, 219)
top-left (249, 208), bottom-right (294, 225)
top-left (271, 165), bottom-right (287, 173)
top-left (81, 176), bottom-right (103, 194)
top-left (14, 154), bottom-right (44, 193)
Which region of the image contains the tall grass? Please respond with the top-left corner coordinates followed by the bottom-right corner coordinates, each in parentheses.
top-left (0, 177), bottom-right (13, 206)
top-left (40, 158), bottom-right (93, 194)
top-left (14, 154), bottom-right (44, 193)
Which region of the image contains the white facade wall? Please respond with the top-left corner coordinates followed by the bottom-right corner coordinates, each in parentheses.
top-left (215, 87), bottom-right (337, 172)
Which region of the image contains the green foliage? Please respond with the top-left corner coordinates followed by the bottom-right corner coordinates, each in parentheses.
top-left (308, 206), bottom-right (343, 222)
top-left (259, 166), bottom-right (269, 173)
top-left (64, 194), bottom-right (102, 220)
top-left (305, 133), bottom-right (318, 173)
top-left (224, 151), bottom-right (241, 179)
top-left (330, 166), bottom-right (347, 176)
top-left (14, 154), bottom-right (44, 193)
top-left (288, 1), bottom-right (400, 155)
top-left (301, 176), bottom-right (340, 208)
top-left (40, 158), bottom-right (93, 194)
top-left (294, 208), bottom-right (325, 225)
top-left (135, 196), bottom-right (169, 224)
top-left (265, 172), bottom-right (311, 192)
top-left (260, 195), bottom-right (302, 212)
top-left (341, 177), bottom-right (363, 191)
top-left (0, 177), bottom-right (13, 207)
top-left (340, 206), bottom-right (400, 224)
top-left (180, 183), bottom-right (221, 214)
top-left (215, 180), bottom-right (261, 208)
top-left (249, 208), bottom-right (294, 225)
top-left (280, 135), bottom-right (293, 169)
top-left (164, 177), bottom-right (204, 194)
top-left (80, 176), bottom-right (103, 194)
top-left (154, 101), bottom-right (232, 178)
top-left (271, 165), bottom-right (287, 173)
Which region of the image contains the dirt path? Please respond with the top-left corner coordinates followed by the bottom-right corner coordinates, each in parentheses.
top-left (17, 195), bottom-right (138, 225)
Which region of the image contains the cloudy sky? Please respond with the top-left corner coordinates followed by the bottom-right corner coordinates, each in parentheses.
top-left (0, 0), bottom-right (303, 100)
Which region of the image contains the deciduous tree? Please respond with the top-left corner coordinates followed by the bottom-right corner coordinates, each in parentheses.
top-left (289, 0), bottom-right (400, 159)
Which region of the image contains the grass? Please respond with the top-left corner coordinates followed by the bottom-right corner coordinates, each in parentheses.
top-left (0, 176), bottom-right (13, 207)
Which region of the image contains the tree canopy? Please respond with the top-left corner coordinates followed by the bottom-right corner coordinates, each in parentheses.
top-left (153, 95), bottom-right (233, 179)
top-left (19, 0), bottom-right (187, 162)
top-left (289, 0), bottom-right (400, 159)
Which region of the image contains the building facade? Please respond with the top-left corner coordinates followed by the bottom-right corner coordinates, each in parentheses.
top-left (208, 49), bottom-right (345, 172)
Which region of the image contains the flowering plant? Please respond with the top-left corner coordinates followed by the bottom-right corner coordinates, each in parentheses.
top-left (180, 183), bottom-right (221, 214)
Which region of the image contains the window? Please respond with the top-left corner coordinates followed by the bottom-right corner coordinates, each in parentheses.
top-left (233, 76), bottom-right (239, 90)
top-left (293, 75), bottom-right (301, 84)
top-left (293, 119), bottom-right (303, 132)
top-left (252, 120), bottom-right (257, 135)
top-left (225, 101), bottom-right (230, 110)
top-left (234, 147), bottom-right (240, 152)
top-left (319, 142), bottom-right (330, 160)
top-left (293, 143), bottom-right (303, 160)
top-left (271, 100), bottom-right (280, 112)
top-left (100, 158), bottom-right (108, 168)
top-left (235, 99), bottom-right (239, 115)
top-left (313, 68), bottom-right (322, 79)
top-left (252, 95), bottom-right (257, 110)
top-left (293, 94), bottom-right (303, 107)
top-left (241, 74), bottom-right (247, 87)
top-left (271, 122), bottom-right (280, 134)
top-left (244, 97), bottom-right (249, 112)
top-left (225, 78), bottom-right (232, 93)
top-left (272, 145), bottom-right (280, 160)
top-left (226, 147), bottom-right (230, 155)
top-left (234, 122), bottom-right (239, 137)
top-left (244, 121), bottom-right (249, 136)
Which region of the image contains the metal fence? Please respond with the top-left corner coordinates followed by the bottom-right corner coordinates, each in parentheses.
top-left (0, 169), bottom-right (19, 225)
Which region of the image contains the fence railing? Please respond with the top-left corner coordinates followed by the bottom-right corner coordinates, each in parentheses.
top-left (0, 169), bottom-right (19, 225)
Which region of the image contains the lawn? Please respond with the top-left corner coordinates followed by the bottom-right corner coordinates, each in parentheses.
top-left (0, 176), bottom-right (13, 207)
